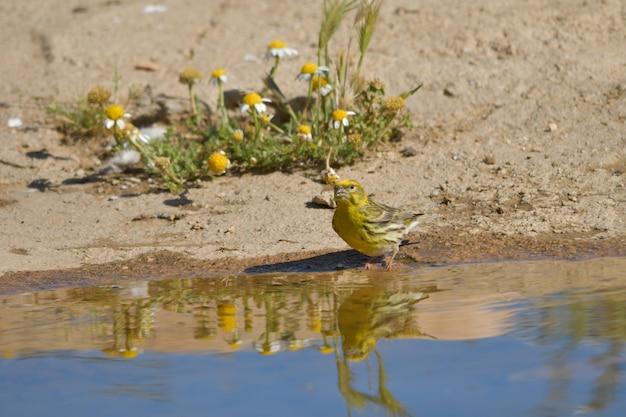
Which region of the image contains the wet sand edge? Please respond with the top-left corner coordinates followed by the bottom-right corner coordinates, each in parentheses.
top-left (1, 230), bottom-right (625, 295)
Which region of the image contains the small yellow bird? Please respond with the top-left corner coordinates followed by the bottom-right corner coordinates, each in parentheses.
top-left (332, 179), bottom-right (423, 270)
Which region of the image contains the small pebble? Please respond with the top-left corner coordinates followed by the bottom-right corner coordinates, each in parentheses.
top-left (312, 194), bottom-right (336, 208)
top-left (546, 123), bottom-right (558, 132)
top-left (7, 117), bottom-right (23, 128)
top-left (400, 146), bottom-right (418, 157)
top-left (143, 4), bottom-right (167, 14)
top-left (482, 155), bottom-right (496, 165)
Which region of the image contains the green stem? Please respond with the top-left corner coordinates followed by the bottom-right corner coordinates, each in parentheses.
top-left (188, 84), bottom-right (197, 117)
top-left (251, 111), bottom-right (261, 141)
top-left (268, 122), bottom-right (285, 134)
top-left (304, 79), bottom-right (313, 116)
top-left (269, 56), bottom-right (281, 79)
top-left (217, 82), bottom-right (228, 127)
top-left (315, 88), bottom-right (322, 137)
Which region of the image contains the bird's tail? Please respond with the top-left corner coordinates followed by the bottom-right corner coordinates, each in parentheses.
top-left (406, 212), bottom-right (424, 233)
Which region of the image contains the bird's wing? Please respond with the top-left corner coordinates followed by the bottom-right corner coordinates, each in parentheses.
top-left (365, 199), bottom-right (422, 225)
top-left (358, 199), bottom-right (421, 243)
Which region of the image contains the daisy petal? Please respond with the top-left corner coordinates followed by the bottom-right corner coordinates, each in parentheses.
top-left (104, 119), bottom-right (114, 129)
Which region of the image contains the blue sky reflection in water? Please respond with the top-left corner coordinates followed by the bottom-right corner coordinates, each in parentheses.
top-left (0, 258), bottom-right (625, 417)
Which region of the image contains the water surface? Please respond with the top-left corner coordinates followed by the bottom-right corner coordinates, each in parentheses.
top-left (1, 258), bottom-right (625, 417)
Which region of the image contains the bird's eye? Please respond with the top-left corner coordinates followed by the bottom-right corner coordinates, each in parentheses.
top-left (349, 185), bottom-right (355, 190)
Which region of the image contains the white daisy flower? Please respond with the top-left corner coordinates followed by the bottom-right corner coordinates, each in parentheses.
top-left (210, 68), bottom-right (228, 85)
top-left (240, 92), bottom-right (271, 114)
top-left (296, 62), bottom-right (329, 81)
top-left (312, 75), bottom-right (333, 97)
top-left (266, 40), bottom-right (298, 59)
top-left (331, 109), bottom-right (356, 129)
top-left (296, 124), bottom-right (313, 141)
top-left (104, 104), bottom-right (130, 130)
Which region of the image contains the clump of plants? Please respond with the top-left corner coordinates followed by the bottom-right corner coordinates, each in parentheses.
top-left (47, 78), bottom-right (144, 142)
top-left (51, 0), bottom-right (421, 192)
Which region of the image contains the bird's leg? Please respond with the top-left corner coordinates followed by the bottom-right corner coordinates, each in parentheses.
top-left (364, 256), bottom-right (381, 270)
top-left (384, 247), bottom-right (399, 271)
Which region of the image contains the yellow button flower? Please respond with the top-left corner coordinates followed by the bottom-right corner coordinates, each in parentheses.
top-left (179, 67), bottom-right (202, 85)
top-left (207, 151), bottom-right (231, 175)
top-left (331, 108), bottom-right (356, 129)
top-left (240, 92), bottom-right (271, 114)
top-left (231, 129), bottom-right (244, 142)
top-left (383, 96), bottom-right (406, 112)
top-left (210, 68), bottom-right (227, 85)
top-left (266, 39), bottom-right (298, 58)
top-left (218, 302), bottom-right (237, 333)
top-left (87, 85), bottom-right (111, 105)
top-left (297, 62), bottom-right (329, 81)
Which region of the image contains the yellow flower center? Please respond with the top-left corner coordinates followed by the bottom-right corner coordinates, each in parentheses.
top-left (332, 109), bottom-right (348, 121)
top-left (105, 104), bottom-right (125, 121)
top-left (243, 92), bottom-right (263, 106)
top-left (300, 62), bottom-right (317, 75)
top-left (208, 151), bottom-right (231, 175)
top-left (268, 40), bottom-right (286, 49)
top-left (297, 124), bottom-right (311, 135)
top-left (319, 345), bottom-right (335, 355)
top-left (311, 75), bottom-right (329, 90)
top-left (120, 349), bottom-right (139, 359)
top-left (211, 68), bottom-right (226, 79)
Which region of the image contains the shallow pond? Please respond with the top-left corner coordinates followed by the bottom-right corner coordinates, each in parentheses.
top-left (1, 257), bottom-right (625, 417)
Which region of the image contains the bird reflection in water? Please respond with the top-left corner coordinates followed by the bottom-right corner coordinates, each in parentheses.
top-left (335, 287), bottom-right (431, 417)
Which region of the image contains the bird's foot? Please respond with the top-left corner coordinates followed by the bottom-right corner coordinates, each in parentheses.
top-left (364, 262), bottom-right (373, 271)
top-left (383, 253), bottom-right (398, 271)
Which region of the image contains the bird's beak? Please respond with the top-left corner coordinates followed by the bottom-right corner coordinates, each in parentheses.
top-left (334, 187), bottom-right (348, 199)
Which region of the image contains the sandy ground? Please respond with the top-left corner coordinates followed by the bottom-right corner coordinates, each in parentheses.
top-left (1, 0), bottom-right (625, 281)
